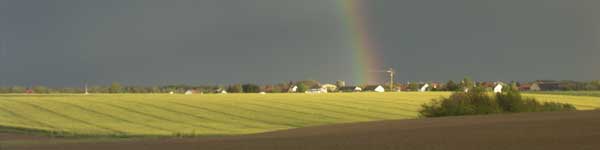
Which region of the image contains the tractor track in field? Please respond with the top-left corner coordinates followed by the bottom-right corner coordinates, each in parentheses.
top-left (310, 96), bottom-right (414, 117)
top-left (118, 100), bottom-right (235, 132)
top-left (157, 101), bottom-right (266, 129)
top-left (0, 104), bottom-right (56, 129)
top-left (336, 95), bottom-right (423, 109)
top-left (91, 101), bottom-right (219, 132)
top-left (199, 101), bottom-right (310, 127)
top-left (49, 100), bottom-right (174, 134)
top-left (166, 101), bottom-right (297, 128)
top-left (298, 98), bottom-right (413, 118)
top-left (255, 99), bottom-right (381, 120)
top-left (12, 101), bottom-right (124, 134)
top-left (238, 100), bottom-right (344, 122)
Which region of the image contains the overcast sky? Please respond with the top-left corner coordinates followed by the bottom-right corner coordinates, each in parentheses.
top-left (1, 0), bottom-right (599, 86)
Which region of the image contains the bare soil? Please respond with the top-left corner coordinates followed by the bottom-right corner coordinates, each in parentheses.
top-left (3, 110), bottom-right (600, 150)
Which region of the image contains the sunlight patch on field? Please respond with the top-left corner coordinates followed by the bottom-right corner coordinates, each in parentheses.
top-left (0, 92), bottom-right (597, 136)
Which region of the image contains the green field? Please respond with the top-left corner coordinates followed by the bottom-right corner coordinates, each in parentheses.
top-left (0, 92), bottom-right (598, 137)
top-left (526, 91), bottom-right (600, 97)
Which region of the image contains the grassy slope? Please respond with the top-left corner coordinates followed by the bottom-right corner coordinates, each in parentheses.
top-left (0, 92), bottom-right (598, 137)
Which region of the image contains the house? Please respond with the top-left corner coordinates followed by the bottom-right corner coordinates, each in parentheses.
top-left (364, 85), bottom-right (385, 92)
top-left (419, 84), bottom-right (429, 92)
top-left (214, 88), bottom-right (227, 94)
top-left (519, 84), bottom-right (532, 91)
top-left (339, 86), bottom-right (362, 92)
top-left (288, 85), bottom-right (298, 93)
top-left (184, 90), bottom-right (195, 95)
top-left (493, 84), bottom-right (503, 93)
top-left (320, 84), bottom-right (338, 92)
top-left (306, 88), bottom-right (328, 94)
top-left (521, 81), bottom-right (560, 91)
top-left (430, 82), bottom-right (442, 90)
top-left (536, 82), bottom-right (560, 91)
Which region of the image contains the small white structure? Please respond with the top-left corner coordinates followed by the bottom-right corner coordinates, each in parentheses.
top-left (419, 84), bottom-right (429, 92)
top-left (354, 87), bottom-right (362, 92)
top-left (305, 88), bottom-right (328, 94)
top-left (289, 86), bottom-right (298, 93)
top-left (372, 85), bottom-right (385, 92)
top-left (259, 92), bottom-right (267, 94)
top-left (184, 90), bottom-right (194, 95)
top-left (494, 84), bottom-right (503, 93)
top-left (220, 90), bottom-right (228, 94)
top-left (169, 91), bottom-right (174, 95)
top-left (321, 84), bottom-right (338, 92)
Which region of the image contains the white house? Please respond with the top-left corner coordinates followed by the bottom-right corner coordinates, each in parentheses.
top-left (365, 85), bottom-right (385, 92)
top-left (494, 83), bottom-right (503, 93)
top-left (419, 84), bottom-right (429, 92)
top-left (289, 86), bottom-right (298, 93)
top-left (184, 90), bottom-right (194, 95)
top-left (321, 84), bottom-right (338, 92)
top-left (374, 86), bottom-right (385, 92)
top-left (305, 88), bottom-right (328, 94)
top-left (354, 87), bottom-right (362, 92)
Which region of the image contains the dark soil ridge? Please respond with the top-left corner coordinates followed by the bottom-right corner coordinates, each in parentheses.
top-left (3, 110), bottom-right (600, 150)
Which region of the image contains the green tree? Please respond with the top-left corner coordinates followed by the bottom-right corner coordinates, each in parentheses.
top-left (444, 80), bottom-right (459, 91)
top-left (32, 86), bottom-right (50, 93)
top-left (460, 77), bottom-right (474, 91)
top-left (0, 87), bottom-right (10, 93)
top-left (9, 86), bottom-right (26, 93)
top-left (296, 83), bottom-right (308, 93)
top-left (296, 80), bottom-right (321, 89)
top-left (407, 82), bottom-right (420, 91)
top-left (227, 84), bottom-right (243, 93)
top-left (242, 84), bottom-right (260, 93)
top-left (109, 82), bottom-right (123, 93)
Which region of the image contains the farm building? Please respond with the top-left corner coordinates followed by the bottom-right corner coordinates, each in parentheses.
top-left (305, 88), bottom-right (328, 94)
top-left (519, 84), bottom-right (533, 91)
top-left (419, 84), bottom-right (429, 92)
top-left (494, 84), bottom-right (503, 93)
top-left (364, 85), bottom-right (385, 92)
top-left (339, 86), bottom-right (362, 92)
top-left (521, 81), bottom-right (560, 91)
top-left (184, 90), bottom-right (195, 95)
top-left (288, 86), bottom-right (298, 93)
top-left (320, 84), bottom-right (338, 92)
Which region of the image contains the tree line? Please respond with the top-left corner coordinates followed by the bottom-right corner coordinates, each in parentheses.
top-left (0, 79), bottom-right (599, 94)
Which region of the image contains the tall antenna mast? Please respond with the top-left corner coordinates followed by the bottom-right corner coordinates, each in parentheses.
top-left (370, 68), bottom-right (396, 91)
top-left (386, 68), bottom-right (395, 90)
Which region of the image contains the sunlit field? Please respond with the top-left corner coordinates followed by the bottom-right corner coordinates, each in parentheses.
top-left (0, 92), bottom-right (598, 137)
top-left (525, 91), bottom-right (600, 98)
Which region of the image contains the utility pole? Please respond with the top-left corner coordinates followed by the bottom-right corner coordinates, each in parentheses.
top-left (386, 68), bottom-right (395, 90)
top-left (371, 68), bottom-right (396, 90)
top-left (84, 83), bottom-right (89, 95)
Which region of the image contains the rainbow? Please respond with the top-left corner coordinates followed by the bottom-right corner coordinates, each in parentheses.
top-left (338, 0), bottom-right (382, 85)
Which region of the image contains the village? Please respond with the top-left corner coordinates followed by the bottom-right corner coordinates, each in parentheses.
top-left (176, 79), bottom-right (590, 95)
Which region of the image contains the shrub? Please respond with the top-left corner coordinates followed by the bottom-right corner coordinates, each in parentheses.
top-left (419, 87), bottom-right (575, 118)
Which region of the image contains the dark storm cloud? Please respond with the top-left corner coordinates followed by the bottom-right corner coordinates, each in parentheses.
top-left (0, 0), bottom-right (598, 86)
